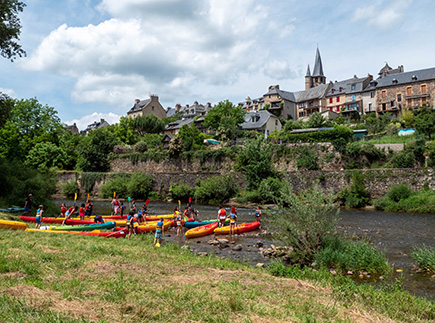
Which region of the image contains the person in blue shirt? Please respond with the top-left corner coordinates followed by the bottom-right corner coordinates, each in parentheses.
top-left (94, 215), bottom-right (105, 224)
top-left (35, 204), bottom-right (43, 229)
top-left (154, 218), bottom-right (164, 245)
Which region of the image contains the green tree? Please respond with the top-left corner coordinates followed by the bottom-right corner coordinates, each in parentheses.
top-left (0, 92), bottom-right (13, 128)
top-left (178, 124), bottom-right (204, 151)
top-left (306, 112), bottom-right (328, 128)
top-left (235, 138), bottom-right (275, 190)
top-left (203, 100), bottom-right (245, 141)
top-left (112, 116), bottom-right (137, 145)
top-left (131, 114), bottom-right (165, 136)
top-left (25, 142), bottom-right (67, 171)
top-left (76, 127), bottom-right (120, 172)
top-left (0, 98), bottom-right (63, 160)
top-left (58, 131), bottom-right (82, 170)
top-left (412, 106), bottom-right (435, 139)
top-left (0, 0), bottom-right (26, 60)
top-left (127, 172), bottom-right (154, 199)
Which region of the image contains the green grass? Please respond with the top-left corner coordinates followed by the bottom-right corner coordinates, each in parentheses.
top-left (359, 134), bottom-right (416, 145)
top-left (0, 228), bottom-right (434, 322)
top-left (412, 246), bottom-right (435, 272)
top-left (373, 189), bottom-right (435, 214)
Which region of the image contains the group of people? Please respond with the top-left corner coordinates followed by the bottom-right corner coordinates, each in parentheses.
top-left (59, 200), bottom-right (95, 225)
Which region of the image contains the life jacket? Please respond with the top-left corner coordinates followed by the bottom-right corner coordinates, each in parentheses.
top-left (113, 199), bottom-right (120, 206)
top-left (131, 216), bottom-right (138, 224)
top-left (156, 221), bottom-right (163, 232)
top-left (36, 209), bottom-right (42, 217)
top-left (67, 207), bottom-right (75, 214)
top-left (60, 206), bottom-right (67, 213)
top-left (85, 203), bottom-right (92, 211)
top-left (219, 208), bottom-right (226, 218)
top-left (79, 207), bottom-right (85, 214)
top-left (255, 209), bottom-right (261, 217)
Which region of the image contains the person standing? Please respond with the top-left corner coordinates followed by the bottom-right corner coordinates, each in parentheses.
top-left (218, 206), bottom-right (227, 228)
top-left (111, 197), bottom-right (120, 215)
top-left (79, 203), bottom-right (86, 220)
top-left (85, 200), bottom-right (93, 216)
top-left (154, 218), bottom-right (164, 245)
top-left (60, 203), bottom-right (67, 218)
top-left (120, 202), bottom-right (125, 218)
top-left (255, 206), bottom-right (262, 228)
top-left (229, 206), bottom-right (237, 235)
top-left (62, 206), bottom-right (77, 226)
top-left (22, 194), bottom-right (33, 215)
top-left (35, 205), bottom-right (43, 229)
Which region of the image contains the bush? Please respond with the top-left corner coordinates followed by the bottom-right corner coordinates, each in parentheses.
top-left (80, 172), bottom-right (105, 193)
top-left (127, 172), bottom-right (154, 199)
top-left (284, 125), bottom-right (354, 144)
top-left (245, 190), bottom-right (262, 203)
top-left (134, 141), bottom-right (148, 153)
top-left (315, 236), bottom-right (390, 274)
top-left (296, 146), bottom-right (319, 170)
top-left (257, 177), bottom-right (285, 203)
top-left (392, 151), bottom-right (414, 168)
top-left (411, 246), bottom-right (435, 272)
top-left (194, 174), bottom-right (238, 203)
top-left (169, 183), bottom-right (194, 201)
top-left (114, 145), bottom-right (127, 154)
top-left (100, 175), bottom-right (129, 198)
top-left (61, 180), bottom-right (79, 199)
top-left (339, 170), bottom-right (370, 208)
top-left (387, 183), bottom-right (412, 202)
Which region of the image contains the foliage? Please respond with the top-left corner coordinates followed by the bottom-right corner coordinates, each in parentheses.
top-left (405, 137), bottom-right (426, 167)
top-left (134, 141), bottom-right (148, 153)
top-left (79, 172), bottom-right (105, 193)
top-left (283, 119), bottom-right (305, 132)
top-left (0, 98), bottom-right (63, 160)
top-left (99, 175), bottom-right (129, 199)
top-left (113, 145), bottom-right (127, 154)
top-left (178, 124), bottom-right (204, 151)
top-left (25, 142), bottom-right (67, 171)
top-left (138, 133), bottom-right (164, 148)
top-left (169, 183), bottom-right (194, 201)
top-left (203, 100), bottom-right (245, 141)
top-left (411, 246), bottom-right (435, 272)
top-left (385, 122), bottom-right (401, 136)
top-left (0, 0), bottom-right (26, 60)
top-left (168, 136), bottom-right (183, 158)
top-left (111, 116), bottom-right (137, 145)
top-left (126, 172), bottom-right (154, 199)
top-left (131, 114), bottom-right (165, 136)
top-left (296, 146), bottom-right (319, 170)
top-left (257, 177), bottom-right (285, 203)
top-left (339, 170), bottom-right (370, 208)
top-left (315, 236), bottom-right (390, 274)
top-left (61, 180), bottom-right (79, 199)
top-left (399, 108), bottom-right (414, 128)
top-left (391, 151), bottom-right (414, 168)
top-left (373, 188), bottom-right (435, 213)
top-left (194, 174), bottom-right (238, 203)
top-left (58, 131), bottom-right (81, 170)
top-left (387, 183), bottom-right (412, 202)
top-left (0, 92), bottom-right (13, 128)
top-left (234, 138), bottom-right (276, 190)
top-left (411, 106), bottom-right (435, 139)
top-left (76, 127), bottom-right (120, 172)
top-left (306, 112), bottom-right (333, 128)
top-left (284, 125), bottom-right (354, 144)
top-left (268, 180), bottom-right (339, 265)
top-left (364, 113), bottom-right (391, 134)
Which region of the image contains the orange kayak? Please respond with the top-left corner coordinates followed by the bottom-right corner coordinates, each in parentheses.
top-left (185, 222), bottom-right (218, 239)
top-left (214, 221), bottom-right (260, 235)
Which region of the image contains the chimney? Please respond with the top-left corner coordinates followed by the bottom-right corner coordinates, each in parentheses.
top-left (150, 94), bottom-right (158, 101)
top-left (135, 99), bottom-right (140, 105)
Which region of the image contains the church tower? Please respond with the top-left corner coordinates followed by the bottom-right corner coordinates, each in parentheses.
top-left (305, 47), bottom-right (326, 89)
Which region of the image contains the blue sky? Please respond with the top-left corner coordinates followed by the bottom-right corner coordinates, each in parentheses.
top-left (1, 0), bottom-right (435, 130)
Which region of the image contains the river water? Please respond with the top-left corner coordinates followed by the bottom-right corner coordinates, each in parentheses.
top-left (53, 200), bottom-right (434, 299)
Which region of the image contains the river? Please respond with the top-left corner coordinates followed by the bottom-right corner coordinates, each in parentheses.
top-left (53, 200), bottom-right (434, 299)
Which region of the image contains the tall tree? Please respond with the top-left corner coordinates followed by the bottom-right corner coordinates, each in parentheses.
top-left (0, 92), bottom-right (14, 128)
top-left (203, 100), bottom-right (245, 141)
top-left (0, 0), bottom-right (26, 60)
top-left (131, 114), bottom-right (165, 136)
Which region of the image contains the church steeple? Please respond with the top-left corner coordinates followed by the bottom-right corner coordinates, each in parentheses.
top-left (306, 47), bottom-right (326, 88)
top-left (312, 47), bottom-right (324, 76)
top-left (306, 64), bottom-right (311, 76)
top-left (305, 64), bottom-right (313, 90)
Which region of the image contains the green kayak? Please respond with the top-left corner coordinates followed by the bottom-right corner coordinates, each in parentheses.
top-left (49, 221), bottom-right (116, 232)
top-left (0, 206), bottom-right (26, 213)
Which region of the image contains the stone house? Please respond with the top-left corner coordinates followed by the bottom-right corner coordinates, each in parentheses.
top-left (238, 96), bottom-right (265, 112)
top-left (164, 118), bottom-right (194, 135)
top-left (296, 83), bottom-right (331, 119)
top-left (66, 123), bottom-right (79, 134)
top-left (127, 94), bottom-right (166, 119)
top-left (82, 119), bottom-right (110, 135)
top-left (240, 110), bottom-right (282, 136)
top-left (263, 85), bottom-right (298, 120)
top-left (174, 101), bottom-right (212, 119)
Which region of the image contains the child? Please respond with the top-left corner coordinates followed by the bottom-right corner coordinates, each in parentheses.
top-left (35, 205), bottom-right (43, 229)
top-left (174, 207), bottom-right (182, 236)
top-left (218, 206), bottom-right (226, 228)
top-left (85, 200), bottom-right (93, 216)
top-left (94, 215), bottom-right (105, 224)
top-left (62, 206), bottom-right (76, 226)
top-left (131, 200), bottom-right (137, 214)
top-left (120, 202), bottom-right (125, 218)
top-left (255, 206), bottom-right (262, 228)
top-left (79, 203), bottom-right (86, 220)
top-left (229, 206), bottom-right (237, 235)
top-left (154, 218), bottom-right (164, 245)
top-left (111, 197), bottom-right (120, 215)
top-left (60, 203), bottom-right (67, 218)
top-left (129, 213), bottom-right (139, 239)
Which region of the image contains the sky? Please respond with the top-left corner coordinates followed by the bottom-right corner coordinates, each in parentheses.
top-left (1, 0), bottom-right (435, 130)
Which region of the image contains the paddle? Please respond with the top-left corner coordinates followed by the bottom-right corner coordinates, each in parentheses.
top-left (189, 197), bottom-right (192, 204)
top-left (128, 196), bottom-right (131, 212)
top-left (178, 200), bottom-right (181, 209)
top-left (145, 199), bottom-right (150, 207)
top-left (74, 193), bottom-right (77, 206)
top-left (87, 193), bottom-right (89, 202)
top-left (112, 192), bottom-right (116, 215)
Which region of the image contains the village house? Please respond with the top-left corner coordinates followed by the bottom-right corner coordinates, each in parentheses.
top-left (240, 110), bottom-right (282, 136)
top-left (174, 101), bottom-right (212, 119)
top-left (65, 123), bottom-right (79, 134)
top-left (127, 94), bottom-right (166, 119)
top-left (238, 96), bottom-right (265, 112)
top-left (81, 119), bottom-right (110, 135)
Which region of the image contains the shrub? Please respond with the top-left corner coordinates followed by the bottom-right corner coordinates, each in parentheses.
top-left (411, 246), bottom-right (435, 272)
top-left (61, 180), bottom-right (79, 199)
top-left (339, 170), bottom-right (370, 208)
top-left (296, 146), bottom-right (319, 170)
top-left (245, 190), bottom-right (262, 203)
top-left (194, 174), bottom-right (238, 203)
top-left (169, 183), bottom-right (194, 201)
top-left (257, 177), bottom-right (285, 203)
top-left (114, 145), bottom-right (127, 154)
top-left (100, 175), bottom-right (129, 198)
top-left (80, 172), bottom-right (105, 193)
top-left (315, 236), bottom-right (390, 274)
top-left (387, 183), bottom-right (412, 202)
top-left (127, 172), bottom-right (154, 199)
top-left (134, 141), bottom-right (148, 153)
top-left (392, 151), bottom-right (414, 168)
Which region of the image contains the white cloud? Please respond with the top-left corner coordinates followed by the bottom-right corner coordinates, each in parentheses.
top-left (65, 112), bottom-right (121, 131)
top-left (0, 88), bottom-right (17, 98)
top-left (20, 0), bottom-right (299, 111)
top-left (352, 0), bottom-right (413, 30)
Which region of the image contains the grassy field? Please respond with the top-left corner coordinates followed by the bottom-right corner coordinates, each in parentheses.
top-left (0, 221), bottom-right (434, 322)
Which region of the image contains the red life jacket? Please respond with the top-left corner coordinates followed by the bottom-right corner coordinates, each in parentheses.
top-left (60, 206), bottom-right (67, 213)
top-left (67, 207), bottom-right (75, 213)
top-left (113, 199), bottom-right (120, 206)
top-left (219, 208), bottom-right (226, 217)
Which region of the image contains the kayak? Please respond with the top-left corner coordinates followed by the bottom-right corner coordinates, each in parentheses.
top-left (185, 222), bottom-right (218, 239)
top-left (49, 221), bottom-right (116, 232)
top-left (114, 220), bottom-right (174, 233)
top-left (0, 207), bottom-right (26, 213)
top-left (0, 219), bottom-right (28, 230)
top-left (145, 214), bottom-right (173, 221)
top-left (214, 221), bottom-right (260, 235)
top-left (20, 216), bottom-right (95, 225)
top-left (25, 228), bottom-right (125, 238)
top-left (184, 218), bottom-right (229, 229)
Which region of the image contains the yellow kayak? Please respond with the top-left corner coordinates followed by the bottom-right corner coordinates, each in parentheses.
top-left (0, 219), bottom-right (28, 230)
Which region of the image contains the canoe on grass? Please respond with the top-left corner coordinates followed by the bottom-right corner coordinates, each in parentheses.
top-left (0, 219), bottom-right (28, 230)
top-left (20, 216), bottom-right (94, 225)
top-left (214, 221), bottom-right (260, 235)
top-left (185, 222), bottom-right (218, 239)
top-left (0, 207), bottom-right (26, 213)
top-left (25, 228), bottom-right (125, 238)
top-left (49, 221), bottom-right (116, 231)
top-left (114, 220), bottom-right (174, 233)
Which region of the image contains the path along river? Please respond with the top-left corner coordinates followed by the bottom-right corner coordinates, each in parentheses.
top-left (53, 200), bottom-right (434, 299)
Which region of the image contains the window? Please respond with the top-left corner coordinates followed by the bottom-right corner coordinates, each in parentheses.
top-left (339, 87), bottom-right (342, 92)
top-left (329, 98), bottom-right (333, 104)
top-left (352, 94), bottom-right (356, 101)
top-left (382, 103), bottom-right (386, 110)
top-left (351, 84), bottom-right (356, 91)
top-left (381, 90), bottom-right (386, 98)
top-left (407, 99), bottom-right (412, 106)
top-left (336, 106), bottom-right (340, 112)
top-left (275, 120), bottom-right (278, 125)
top-left (421, 84), bottom-right (427, 94)
top-left (330, 107), bottom-right (333, 111)
top-left (336, 96), bottom-right (340, 103)
top-left (152, 106), bottom-right (155, 110)
top-left (407, 87), bottom-right (412, 95)
top-left (332, 89), bottom-right (335, 94)
top-left (422, 97), bottom-right (427, 104)
top-left (368, 103), bottom-right (372, 111)
top-left (397, 94), bottom-right (402, 102)
top-left (370, 91), bottom-right (375, 98)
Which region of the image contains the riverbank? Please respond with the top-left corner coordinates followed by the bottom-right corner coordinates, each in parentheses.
top-left (1, 230), bottom-right (434, 322)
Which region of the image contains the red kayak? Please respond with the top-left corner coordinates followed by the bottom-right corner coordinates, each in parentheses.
top-left (20, 216), bottom-right (94, 225)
